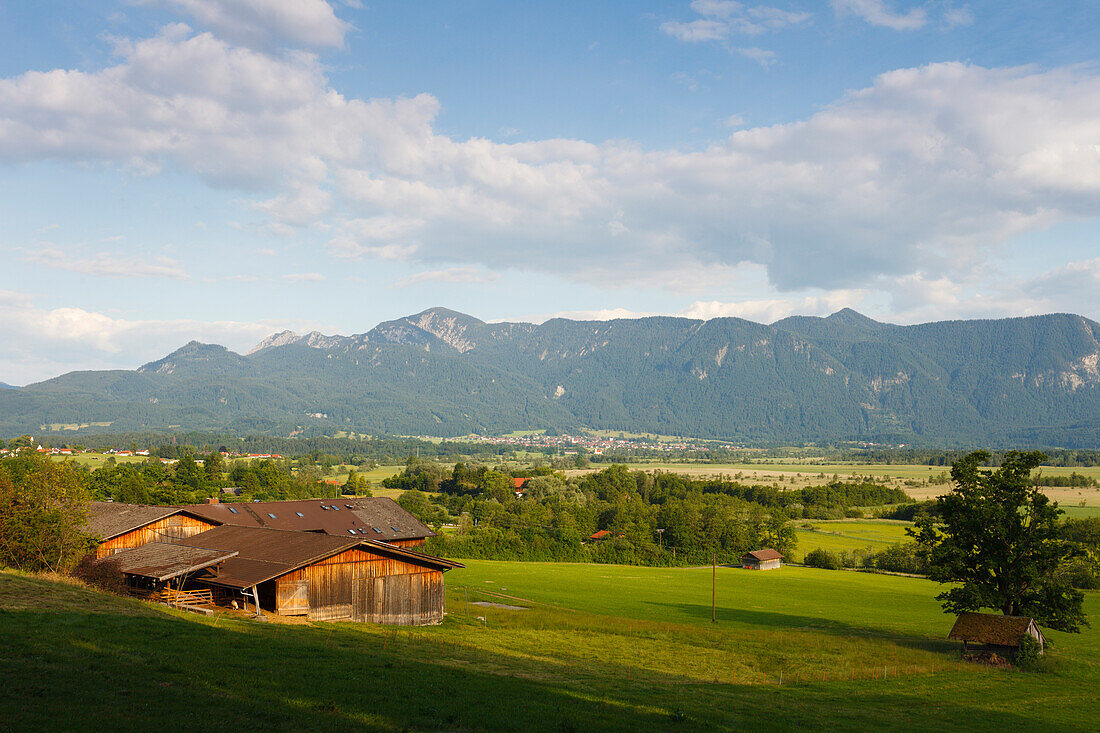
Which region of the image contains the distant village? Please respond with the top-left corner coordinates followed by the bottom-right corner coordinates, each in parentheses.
top-left (455, 431), bottom-right (722, 455)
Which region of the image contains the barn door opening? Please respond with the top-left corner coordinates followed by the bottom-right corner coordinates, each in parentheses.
top-left (277, 578), bottom-right (309, 616)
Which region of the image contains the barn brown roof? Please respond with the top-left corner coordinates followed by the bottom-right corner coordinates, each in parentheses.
top-left (181, 497), bottom-right (433, 541)
top-left (742, 548), bottom-right (784, 562)
top-left (86, 501), bottom-right (190, 540)
top-left (96, 542), bottom-right (238, 582)
top-left (174, 525), bottom-right (461, 589)
top-left (947, 612), bottom-right (1043, 647)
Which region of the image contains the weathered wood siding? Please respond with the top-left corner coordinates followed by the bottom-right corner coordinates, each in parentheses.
top-left (95, 515), bottom-right (217, 558)
top-left (391, 538), bottom-right (426, 548)
top-left (352, 571), bottom-right (444, 625)
top-left (269, 547), bottom-right (445, 625)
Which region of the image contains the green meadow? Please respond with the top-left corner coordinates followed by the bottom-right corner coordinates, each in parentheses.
top-left (792, 520), bottom-right (914, 560)
top-left (2, 562), bottom-right (1099, 731)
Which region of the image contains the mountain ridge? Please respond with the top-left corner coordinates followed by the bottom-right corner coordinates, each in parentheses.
top-left (3, 307), bottom-right (1099, 447)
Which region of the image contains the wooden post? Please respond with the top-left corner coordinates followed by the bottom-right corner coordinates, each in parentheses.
top-left (712, 553), bottom-right (716, 623)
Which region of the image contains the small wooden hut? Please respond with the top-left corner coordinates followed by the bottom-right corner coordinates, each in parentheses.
top-left (948, 612), bottom-right (1046, 657)
top-left (740, 548), bottom-right (783, 570)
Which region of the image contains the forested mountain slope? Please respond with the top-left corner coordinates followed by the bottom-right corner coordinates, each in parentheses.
top-left (2, 307), bottom-right (1099, 447)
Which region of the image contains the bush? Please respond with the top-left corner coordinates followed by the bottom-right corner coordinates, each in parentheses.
top-left (1014, 634), bottom-right (1043, 669)
top-left (73, 554), bottom-right (127, 594)
top-left (804, 548), bottom-right (843, 570)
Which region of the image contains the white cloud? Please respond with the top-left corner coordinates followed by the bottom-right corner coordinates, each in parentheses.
top-left (737, 47), bottom-right (777, 67)
top-left (142, 0), bottom-right (351, 49)
top-left (392, 266), bottom-right (499, 288)
top-left (2, 25), bottom-right (1100, 300)
top-left (942, 5), bottom-right (974, 28)
top-left (30, 246), bottom-right (189, 280)
top-left (831, 0), bottom-right (927, 31)
top-left (682, 291), bottom-right (868, 322)
top-left (661, 19), bottom-right (730, 42)
top-left (0, 291), bottom-right (296, 384)
top-left (281, 272), bottom-right (325, 282)
top-left (1025, 259), bottom-right (1100, 301)
top-left (663, 1), bottom-right (811, 42)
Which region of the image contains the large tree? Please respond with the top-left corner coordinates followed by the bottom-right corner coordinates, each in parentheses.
top-left (911, 450), bottom-right (1086, 632)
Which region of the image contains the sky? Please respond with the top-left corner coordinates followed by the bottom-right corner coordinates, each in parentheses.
top-left (0, 0), bottom-right (1098, 385)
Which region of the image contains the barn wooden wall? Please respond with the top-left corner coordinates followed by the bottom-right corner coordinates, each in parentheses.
top-left (272, 547), bottom-right (446, 625)
top-left (96, 515), bottom-right (217, 558)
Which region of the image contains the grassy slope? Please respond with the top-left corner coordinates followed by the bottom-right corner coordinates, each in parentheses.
top-left (2, 564), bottom-right (1099, 731)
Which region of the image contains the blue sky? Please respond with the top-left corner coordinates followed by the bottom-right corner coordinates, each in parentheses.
top-left (0, 1), bottom-right (1098, 384)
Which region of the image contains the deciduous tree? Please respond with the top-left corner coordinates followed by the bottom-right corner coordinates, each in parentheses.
top-left (911, 450), bottom-right (1086, 632)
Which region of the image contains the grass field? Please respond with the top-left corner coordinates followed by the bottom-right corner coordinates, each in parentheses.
top-left (53, 453), bottom-right (150, 468)
top-left (792, 520), bottom-right (913, 560)
top-left (2, 563), bottom-right (1099, 731)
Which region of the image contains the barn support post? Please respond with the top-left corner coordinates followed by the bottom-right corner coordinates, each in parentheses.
top-left (251, 585), bottom-right (262, 618)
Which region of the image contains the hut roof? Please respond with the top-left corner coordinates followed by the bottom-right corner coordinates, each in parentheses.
top-left (947, 612), bottom-right (1043, 647)
top-left (173, 525), bottom-right (461, 589)
top-left (742, 548), bottom-right (784, 561)
top-left (182, 497), bottom-right (433, 541)
top-left (86, 501), bottom-right (188, 540)
top-left (97, 542), bottom-right (237, 582)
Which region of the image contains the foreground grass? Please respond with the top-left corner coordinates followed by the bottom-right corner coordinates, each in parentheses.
top-left (2, 564), bottom-right (1099, 731)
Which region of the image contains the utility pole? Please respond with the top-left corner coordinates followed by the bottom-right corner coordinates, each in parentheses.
top-left (712, 553), bottom-right (716, 623)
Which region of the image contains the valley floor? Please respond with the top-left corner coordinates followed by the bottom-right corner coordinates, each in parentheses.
top-left (1, 563), bottom-right (1098, 731)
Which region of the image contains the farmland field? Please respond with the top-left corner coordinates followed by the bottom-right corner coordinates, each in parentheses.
top-left (792, 519), bottom-right (913, 560)
top-left (2, 562), bottom-right (1099, 731)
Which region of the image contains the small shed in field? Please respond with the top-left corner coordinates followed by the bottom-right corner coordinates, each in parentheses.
top-left (948, 612), bottom-right (1046, 657)
top-left (741, 548), bottom-right (783, 570)
top-left (87, 501), bottom-right (218, 558)
top-left (172, 525), bottom-right (463, 624)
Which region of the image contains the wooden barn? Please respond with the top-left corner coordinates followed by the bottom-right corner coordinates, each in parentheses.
top-left (741, 548), bottom-right (783, 570)
top-left (183, 497), bottom-right (433, 548)
top-left (101, 524), bottom-right (463, 625)
top-left (948, 612), bottom-right (1046, 657)
top-left (87, 501), bottom-right (218, 558)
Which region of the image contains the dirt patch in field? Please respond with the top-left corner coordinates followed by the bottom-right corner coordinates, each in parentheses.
top-left (471, 601), bottom-right (528, 611)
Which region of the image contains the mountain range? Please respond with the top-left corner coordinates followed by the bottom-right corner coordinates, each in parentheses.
top-left (3, 307), bottom-right (1099, 447)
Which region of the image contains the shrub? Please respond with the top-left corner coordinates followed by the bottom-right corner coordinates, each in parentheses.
top-left (804, 548), bottom-right (842, 570)
top-left (73, 554), bottom-right (127, 594)
top-left (1014, 634), bottom-right (1043, 669)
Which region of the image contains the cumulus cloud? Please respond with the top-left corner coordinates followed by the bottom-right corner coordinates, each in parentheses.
top-left (831, 0), bottom-right (927, 30)
top-left (141, 0), bottom-right (351, 49)
top-left (30, 246), bottom-right (190, 280)
top-left (2, 25), bottom-right (1099, 298)
top-left (281, 272), bottom-right (325, 282)
top-left (681, 291), bottom-right (869, 322)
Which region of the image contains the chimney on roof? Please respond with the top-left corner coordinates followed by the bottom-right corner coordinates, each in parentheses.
top-left (205, 496), bottom-right (219, 505)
